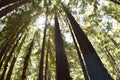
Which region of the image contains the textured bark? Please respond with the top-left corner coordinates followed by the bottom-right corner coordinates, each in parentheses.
top-left (55, 15), bottom-right (71, 80)
top-left (62, 5), bottom-right (113, 79)
top-left (69, 23), bottom-right (89, 80)
top-left (0, 0), bottom-right (20, 8)
top-left (0, 0), bottom-right (28, 18)
top-left (21, 36), bottom-right (34, 80)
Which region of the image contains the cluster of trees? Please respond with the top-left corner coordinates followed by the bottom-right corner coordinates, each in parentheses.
top-left (0, 0), bottom-right (120, 80)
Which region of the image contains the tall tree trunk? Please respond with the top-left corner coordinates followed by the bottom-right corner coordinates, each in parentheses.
top-left (68, 22), bottom-right (89, 80)
top-left (0, 17), bottom-right (31, 62)
top-left (38, 9), bottom-right (48, 80)
top-left (62, 5), bottom-right (113, 80)
top-left (6, 33), bottom-right (27, 80)
top-left (54, 15), bottom-right (71, 80)
top-left (0, 0), bottom-right (20, 8)
top-left (21, 34), bottom-right (34, 80)
top-left (0, 0), bottom-right (29, 18)
top-left (0, 30), bottom-right (24, 80)
top-left (5, 57), bottom-right (16, 80)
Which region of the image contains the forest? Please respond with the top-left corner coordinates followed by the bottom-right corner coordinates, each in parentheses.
top-left (0, 0), bottom-right (120, 80)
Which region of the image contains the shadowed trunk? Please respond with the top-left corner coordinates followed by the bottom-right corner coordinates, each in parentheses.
top-left (5, 57), bottom-right (16, 80)
top-left (0, 0), bottom-right (20, 8)
top-left (54, 15), bottom-right (71, 80)
top-left (62, 5), bottom-right (113, 80)
top-left (38, 8), bottom-right (48, 80)
top-left (0, 0), bottom-right (29, 18)
top-left (68, 22), bottom-right (89, 80)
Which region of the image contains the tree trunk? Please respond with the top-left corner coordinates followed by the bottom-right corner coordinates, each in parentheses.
top-left (0, 31), bottom-right (23, 80)
top-left (0, 0), bottom-right (29, 18)
top-left (54, 15), bottom-right (71, 80)
top-left (5, 57), bottom-right (16, 80)
top-left (6, 33), bottom-right (27, 80)
top-left (68, 22), bottom-right (89, 80)
top-left (0, 0), bottom-right (20, 8)
top-left (38, 9), bottom-right (48, 80)
top-left (62, 5), bottom-right (113, 80)
top-left (0, 17), bottom-right (31, 62)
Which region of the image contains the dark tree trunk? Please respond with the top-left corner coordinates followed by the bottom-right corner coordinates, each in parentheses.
top-left (0, 0), bottom-right (20, 8)
top-left (0, 0), bottom-right (28, 18)
top-left (62, 5), bottom-right (113, 79)
top-left (5, 57), bottom-right (16, 80)
top-left (54, 15), bottom-right (71, 80)
top-left (38, 9), bottom-right (48, 80)
top-left (21, 37), bottom-right (34, 80)
top-left (68, 22), bottom-right (89, 80)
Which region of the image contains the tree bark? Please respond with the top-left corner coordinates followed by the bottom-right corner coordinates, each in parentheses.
top-left (68, 22), bottom-right (89, 80)
top-left (0, 0), bottom-right (29, 18)
top-left (0, 0), bottom-right (20, 8)
top-left (54, 15), bottom-right (72, 80)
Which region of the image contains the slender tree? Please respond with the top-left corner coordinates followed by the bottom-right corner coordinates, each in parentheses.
top-left (38, 9), bottom-right (48, 80)
top-left (54, 15), bottom-right (71, 80)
